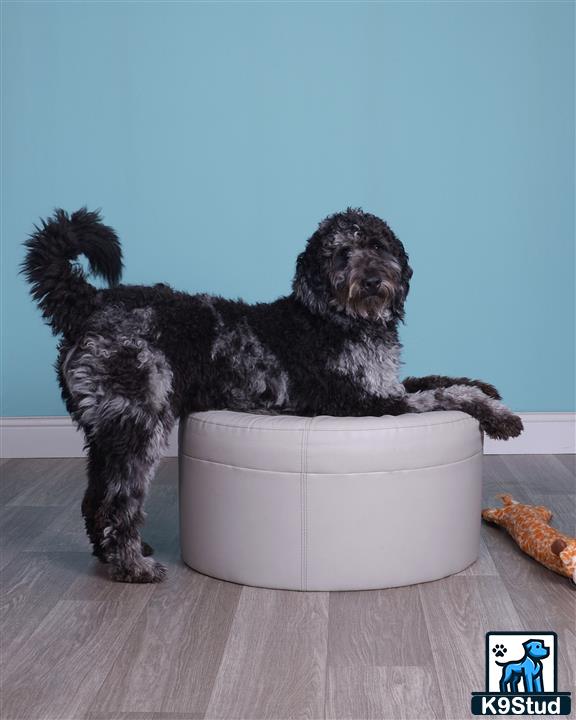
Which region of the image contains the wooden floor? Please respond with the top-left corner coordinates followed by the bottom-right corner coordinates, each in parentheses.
top-left (1, 455), bottom-right (574, 720)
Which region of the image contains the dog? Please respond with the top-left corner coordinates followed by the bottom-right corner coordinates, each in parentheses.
top-left (23, 207), bottom-right (523, 582)
top-left (497, 639), bottom-right (549, 693)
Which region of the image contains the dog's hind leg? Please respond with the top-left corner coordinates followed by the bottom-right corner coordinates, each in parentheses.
top-left (62, 315), bottom-right (176, 580)
top-left (86, 408), bottom-right (174, 583)
top-left (499, 667), bottom-right (513, 693)
top-left (83, 444), bottom-right (155, 563)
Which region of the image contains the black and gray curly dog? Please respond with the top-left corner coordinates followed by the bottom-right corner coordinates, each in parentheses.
top-left (23, 207), bottom-right (523, 583)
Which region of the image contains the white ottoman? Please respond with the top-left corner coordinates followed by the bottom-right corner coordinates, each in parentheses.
top-left (179, 411), bottom-right (482, 591)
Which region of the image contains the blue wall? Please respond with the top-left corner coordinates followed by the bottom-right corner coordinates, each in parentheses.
top-left (2, 1), bottom-right (574, 416)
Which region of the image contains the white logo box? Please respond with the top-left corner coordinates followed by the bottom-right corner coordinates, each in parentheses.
top-left (486, 632), bottom-right (557, 694)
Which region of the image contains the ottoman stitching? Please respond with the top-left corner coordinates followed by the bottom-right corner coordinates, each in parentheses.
top-left (179, 450), bottom-right (483, 474)
top-left (300, 417), bottom-right (313, 592)
top-left (184, 416), bottom-right (476, 432)
top-left (300, 423), bottom-right (305, 591)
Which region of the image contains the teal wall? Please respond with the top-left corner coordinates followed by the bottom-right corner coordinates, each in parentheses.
top-left (2, 1), bottom-right (574, 416)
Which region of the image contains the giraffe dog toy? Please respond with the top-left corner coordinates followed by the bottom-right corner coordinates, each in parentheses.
top-left (482, 494), bottom-right (576, 583)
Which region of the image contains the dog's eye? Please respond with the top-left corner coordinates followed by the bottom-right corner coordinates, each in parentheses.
top-left (333, 248), bottom-right (349, 270)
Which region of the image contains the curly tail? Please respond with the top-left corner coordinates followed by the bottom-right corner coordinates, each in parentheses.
top-left (22, 208), bottom-right (123, 339)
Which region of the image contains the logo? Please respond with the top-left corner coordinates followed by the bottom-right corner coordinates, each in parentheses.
top-left (471, 631), bottom-right (572, 715)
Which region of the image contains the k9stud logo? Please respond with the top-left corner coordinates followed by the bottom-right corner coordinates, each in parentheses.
top-left (471, 632), bottom-right (571, 715)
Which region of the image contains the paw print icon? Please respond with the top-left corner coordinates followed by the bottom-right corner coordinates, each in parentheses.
top-left (492, 644), bottom-right (507, 658)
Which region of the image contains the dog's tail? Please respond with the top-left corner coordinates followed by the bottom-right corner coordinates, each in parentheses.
top-left (22, 208), bottom-right (123, 338)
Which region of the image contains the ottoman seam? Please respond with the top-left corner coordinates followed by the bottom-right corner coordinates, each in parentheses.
top-left (300, 422), bottom-right (305, 591)
top-left (179, 450), bottom-right (483, 474)
top-left (300, 417), bottom-right (313, 592)
top-left (184, 416), bottom-right (476, 431)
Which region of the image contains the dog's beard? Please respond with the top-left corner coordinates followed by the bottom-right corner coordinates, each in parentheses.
top-left (329, 281), bottom-right (394, 320)
top-left (330, 272), bottom-right (401, 321)
top-left (328, 255), bottom-right (403, 321)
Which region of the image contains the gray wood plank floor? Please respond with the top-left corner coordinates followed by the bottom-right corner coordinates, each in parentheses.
top-left (1, 455), bottom-right (574, 720)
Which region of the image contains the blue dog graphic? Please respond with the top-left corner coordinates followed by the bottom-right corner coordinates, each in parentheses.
top-left (497, 639), bottom-right (550, 693)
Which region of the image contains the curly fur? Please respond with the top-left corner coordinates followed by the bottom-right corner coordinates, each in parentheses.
top-left (22, 206), bottom-right (523, 582)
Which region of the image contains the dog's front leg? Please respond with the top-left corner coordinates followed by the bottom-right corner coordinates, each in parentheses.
top-left (523, 671), bottom-right (535, 694)
top-left (404, 385), bottom-right (523, 440)
top-left (298, 373), bottom-right (410, 418)
top-left (403, 374), bottom-right (501, 400)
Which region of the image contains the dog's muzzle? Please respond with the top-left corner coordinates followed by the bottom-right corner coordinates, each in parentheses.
top-left (361, 276), bottom-right (381, 295)
top-left (329, 254), bottom-right (403, 320)
top-left (344, 277), bottom-right (399, 319)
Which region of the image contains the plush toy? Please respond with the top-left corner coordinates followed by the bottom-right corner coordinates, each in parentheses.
top-left (482, 494), bottom-right (576, 583)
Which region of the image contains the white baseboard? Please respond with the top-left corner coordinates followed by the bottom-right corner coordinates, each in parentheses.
top-left (0, 413), bottom-right (574, 459)
top-left (0, 417), bottom-right (179, 459)
top-left (482, 412), bottom-right (575, 455)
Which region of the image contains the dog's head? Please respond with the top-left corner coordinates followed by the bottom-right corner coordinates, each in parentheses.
top-left (293, 208), bottom-right (412, 324)
top-left (552, 538), bottom-right (576, 584)
top-left (522, 640), bottom-right (550, 660)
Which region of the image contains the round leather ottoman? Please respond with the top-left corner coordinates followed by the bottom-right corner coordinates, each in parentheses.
top-left (178, 410), bottom-right (483, 591)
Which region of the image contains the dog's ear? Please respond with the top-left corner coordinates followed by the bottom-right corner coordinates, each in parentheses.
top-left (383, 225), bottom-right (412, 322)
top-left (292, 235), bottom-right (332, 315)
top-left (522, 639), bottom-right (545, 651)
top-left (551, 538), bottom-right (567, 556)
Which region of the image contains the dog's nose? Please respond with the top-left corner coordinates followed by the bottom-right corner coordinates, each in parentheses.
top-left (362, 277), bottom-right (380, 293)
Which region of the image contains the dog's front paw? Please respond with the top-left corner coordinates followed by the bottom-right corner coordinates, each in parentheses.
top-left (109, 557), bottom-right (167, 583)
top-left (482, 412), bottom-right (523, 440)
